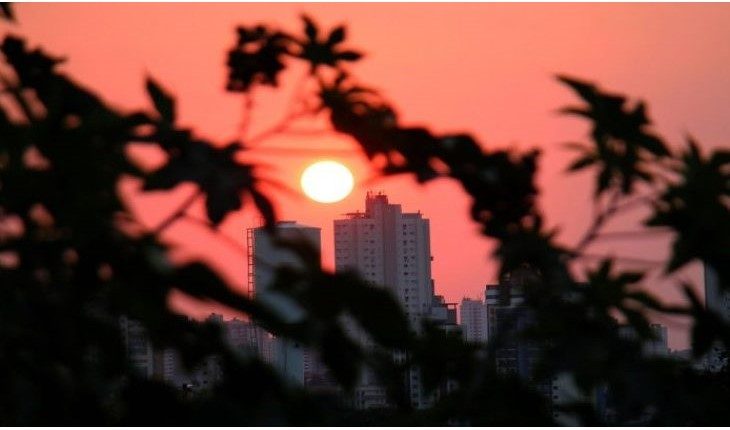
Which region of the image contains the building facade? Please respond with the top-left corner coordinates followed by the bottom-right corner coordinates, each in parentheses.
top-left (119, 315), bottom-right (225, 393)
top-left (119, 315), bottom-right (154, 378)
top-left (248, 221), bottom-right (323, 385)
top-left (484, 268), bottom-right (580, 424)
top-left (334, 192), bottom-right (434, 329)
top-left (249, 221), bottom-right (321, 324)
top-left (704, 264), bottom-right (729, 371)
top-left (334, 192), bottom-right (436, 409)
top-left (460, 298), bottom-right (488, 344)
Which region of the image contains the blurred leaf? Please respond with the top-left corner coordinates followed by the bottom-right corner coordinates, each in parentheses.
top-left (297, 16), bottom-right (362, 72)
top-left (226, 25), bottom-right (291, 92)
top-left (1, 3), bottom-right (14, 22)
top-left (339, 272), bottom-right (413, 348)
top-left (327, 26), bottom-right (345, 45)
top-left (302, 15), bottom-right (318, 41)
top-left (144, 141), bottom-right (263, 225)
top-left (558, 75), bottom-right (669, 196)
top-left (646, 139), bottom-right (730, 283)
top-left (319, 325), bottom-right (362, 390)
top-left (250, 188), bottom-right (276, 232)
top-left (146, 77), bottom-right (176, 124)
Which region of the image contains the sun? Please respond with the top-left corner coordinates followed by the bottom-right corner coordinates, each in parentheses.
top-left (300, 160), bottom-right (354, 203)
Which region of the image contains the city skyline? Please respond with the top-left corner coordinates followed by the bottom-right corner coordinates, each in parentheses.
top-left (14, 4), bottom-right (730, 350)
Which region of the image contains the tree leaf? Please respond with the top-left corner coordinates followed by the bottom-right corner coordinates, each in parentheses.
top-left (145, 77), bottom-right (176, 124)
top-left (327, 26), bottom-right (345, 46)
top-left (0, 3), bottom-right (14, 22)
top-left (302, 14), bottom-right (318, 41)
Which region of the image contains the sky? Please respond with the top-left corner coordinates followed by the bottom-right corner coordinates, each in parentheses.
top-left (4, 3), bottom-right (730, 349)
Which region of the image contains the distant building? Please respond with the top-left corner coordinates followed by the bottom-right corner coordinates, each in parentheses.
top-left (248, 220), bottom-right (321, 323)
top-left (119, 315), bottom-right (224, 393)
top-left (485, 268), bottom-right (542, 381)
top-left (248, 220), bottom-right (322, 386)
top-left (162, 349), bottom-right (222, 394)
top-left (247, 221), bottom-right (321, 386)
top-left (460, 298), bottom-right (488, 344)
top-left (484, 266), bottom-right (593, 424)
top-left (617, 323), bottom-right (669, 357)
top-left (224, 317), bottom-right (274, 364)
top-left (647, 324), bottom-right (669, 357)
top-left (303, 348), bottom-right (341, 395)
top-left (334, 192), bottom-right (436, 409)
top-left (704, 264), bottom-right (729, 371)
top-left (705, 264), bottom-right (730, 321)
top-left (335, 192), bottom-right (434, 329)
top-left (119, 316), bottom-right (154, 378)
top-left (430, 294), bottom-right (458, 330)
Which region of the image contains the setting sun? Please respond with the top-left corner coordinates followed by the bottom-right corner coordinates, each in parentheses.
top-left (300, 160), bottom-right (354, 203)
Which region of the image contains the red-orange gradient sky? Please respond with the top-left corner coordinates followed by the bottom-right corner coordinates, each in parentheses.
top-left (5, 3), bottom-right (730, 348)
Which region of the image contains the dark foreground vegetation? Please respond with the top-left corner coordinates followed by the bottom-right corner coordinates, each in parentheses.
top-left (1, 6), bottom-right (729, 425)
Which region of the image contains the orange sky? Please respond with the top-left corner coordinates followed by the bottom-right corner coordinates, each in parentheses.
top-left (5, 3), bottom-right (730, 349)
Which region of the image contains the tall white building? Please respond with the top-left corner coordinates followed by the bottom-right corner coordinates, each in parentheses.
top-left (460, 298), bottom-right (488, 344)
top-left (334, 192), bottom-right (435, 409)
top-left (248, 221), bottom-right (322, 385)
top-left (335, 192), bottom-right (434, 329)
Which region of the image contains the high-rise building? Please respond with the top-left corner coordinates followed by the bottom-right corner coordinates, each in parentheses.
top-left (248, 221), bottom-right (321, 323)
top-left (248, 221), bottom-right (322, 385)
top-left (705, 264), bottom-right (730, 321)
top-left (334, 192), bottom-right (436, 409)
top-left (334, 192), bottom-right (434, 329)
top-left (485, 267), bottom-right (576, 423)
top-left (485, 276), bottom-right (541, 381)
top-left (460, 298), bottom-right (488, 344)
top-left (704, 264), bottom-right (729, 371)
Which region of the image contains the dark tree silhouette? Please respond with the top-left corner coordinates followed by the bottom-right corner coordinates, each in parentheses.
top-left (1, 6), bottom-right (729, 425)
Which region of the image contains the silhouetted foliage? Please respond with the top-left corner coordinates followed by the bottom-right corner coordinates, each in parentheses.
top-left (0, 3), bottom-right (13, 22)
top-left (646, 139), bottom-right (730, 284)
top-left (1, 8), bottom-right (729, 426)
top-left (559, 75), bottom-right (669, 195)
top-left (227, 25), bottom-right (291, 92)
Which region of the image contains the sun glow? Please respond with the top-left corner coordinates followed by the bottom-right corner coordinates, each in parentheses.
top-left (300, 160), bottom-right (354, 203)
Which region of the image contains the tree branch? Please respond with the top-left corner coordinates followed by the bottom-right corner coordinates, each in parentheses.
top-left (180, 214), bottom-right (247, 256)
top-left (238, 91), bottom-right (254, 141)
top-left (0, 72), bottom-right (37, 123)
top-left (152, 188), bottom-right (203, 235)
top-left (573, 191), bottom-right (656, 254)
top-left (576, 252), bottom-right (664, 267)
top-left (594, 227), bottom-right (672, 241)
top-left (246, 72), bottom-right (314, 146)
